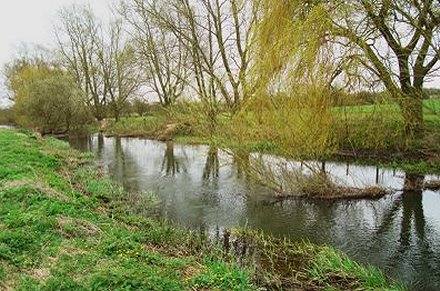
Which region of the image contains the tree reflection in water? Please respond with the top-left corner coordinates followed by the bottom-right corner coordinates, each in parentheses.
top-left (232, 150), bottom-right (250, 179)
top-left (161, 141), bottom-right (185, 176)
top-left (203, 146), bottom-right (219, 180)
top-left (112, 137), bottom-right (126, 182)
top-left (370, 173), bottom-right (439, 290)
top-left (374, 174), bottom-right (427, 247)
top-left (400, 174), bottom-right (426, 246)
top-left (97, 133), bottom-right (104, 159)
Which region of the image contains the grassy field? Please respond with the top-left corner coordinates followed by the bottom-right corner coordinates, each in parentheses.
top-left (331, 99), bottom-right (440, 159)
top-left (0, 128), bottom-right (404, 290)
top-left (333, 98), bottom-right (440, 114)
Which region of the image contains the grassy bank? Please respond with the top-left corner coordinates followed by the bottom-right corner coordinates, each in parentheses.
top-left (101, 115), bottom-right (168, 138)
top-left (0, 128), bottom-right (404, 290)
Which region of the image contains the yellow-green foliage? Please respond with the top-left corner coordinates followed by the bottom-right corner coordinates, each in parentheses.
top-left (169, 101), bottom-right (222, 139)
top-left (102, 114), bottom-right (167, 137)
top-left (254, 0), bottom-right (333, 89)
top-left (237, 0), bottom-right (337, 158)
top-left (6, 61), bottom-right (90, 133)
top-left (234, 84), bottom-right (335, 158)
top-left (0, 108), bottom-right (14, 125)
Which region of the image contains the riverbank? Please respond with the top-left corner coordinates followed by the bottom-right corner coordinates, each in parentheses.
top-left (100, 99), bottom-right (440, 176)
top-left (0, 128), bottom-right (404, 290)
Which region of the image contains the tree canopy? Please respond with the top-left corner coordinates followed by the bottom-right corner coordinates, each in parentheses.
top-left (257, 0), bottom-right (440, 136)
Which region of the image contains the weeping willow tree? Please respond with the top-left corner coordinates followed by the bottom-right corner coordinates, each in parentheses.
top-left (220, 1), bottom-right (335, 197)
top-left (231, 1), bottom-right (410, 197)
top-left (232, 1), bottom-right (336, 158)
top-left (253, 0), bottom-right (440, 139)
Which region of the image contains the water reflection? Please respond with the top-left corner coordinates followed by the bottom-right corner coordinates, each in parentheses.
top-left (232, 150), bottom-right (250, 179)
top-left (344, 163), bottom-right (383, 185)
top-left (368, 174), bottom-right (440, 290)
top-left (161, 141), bottom-right (186, 176)
top-left (401, 174), bottom-right (426, 246)
top-left (66, 135), bottom-right (440, 291)
top-left (203, 146), bottom-right (219, 180)
top-left (109, 137), bottom-right (128, 188)
top-left (97, 133), bottom-right (104, 160)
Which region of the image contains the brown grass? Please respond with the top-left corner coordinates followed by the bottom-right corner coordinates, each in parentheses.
top-left (29, 268), bottom-right (51, 282)
top-left (1, 181), bottom-right (71, 201)
top-left (56, 216), bottom-right (102, 238)
top-left (292, 172), bottom-right (390, 200)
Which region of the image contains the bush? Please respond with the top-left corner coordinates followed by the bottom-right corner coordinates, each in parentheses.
top-left (131, 98), bottom-right (151, 117)
top-left (0, 108), bottom-right (15, 125)
top-left (7, 62), bottom-right (92, 133)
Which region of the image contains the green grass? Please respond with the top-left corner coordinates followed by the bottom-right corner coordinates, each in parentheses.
top-left (228, 230), bottom-right (405, 290)
top-left (0, 128), bottom-right (403, 290)
top-left (102, 115), bottom-right (167, 137)
top-left (424, 98), bottom-right (440, 113)
top-left (307, 246), bottom-right (403, 290)
top-left (0, 128), bottom-right (251, 290)
top-left (330, 99), bottom-right (440, 162)
top-left (333, 98), bottom-right (440, 114)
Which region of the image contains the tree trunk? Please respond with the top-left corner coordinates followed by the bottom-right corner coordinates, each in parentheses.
top-left (403, 173), bottom-right (424, 192)
top-left (115, 108), bottom-right (120, 123)
top-left (95, 105), bottom-right (105, 122)
top-left (398, 93), bottom-right (424, 137)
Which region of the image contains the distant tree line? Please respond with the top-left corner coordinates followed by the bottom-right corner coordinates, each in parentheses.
top-left (3, 0), bottom-right (259, 133)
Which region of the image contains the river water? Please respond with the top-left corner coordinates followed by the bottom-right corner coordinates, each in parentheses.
top-left (67, 134), bottom-right (440, 291)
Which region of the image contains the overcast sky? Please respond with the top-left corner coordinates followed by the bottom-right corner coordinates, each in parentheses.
top-left (1, 1), bottom-right (440, 108)
top-left (0, 0), bottom-right (110, 107)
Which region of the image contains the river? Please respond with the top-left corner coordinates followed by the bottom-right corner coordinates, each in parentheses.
top-left (67, 134), bottom-right (440, 291)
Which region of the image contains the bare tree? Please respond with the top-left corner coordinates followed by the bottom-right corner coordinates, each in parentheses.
top-left (55, 5), bottom-right (107, 121)
top-left (124, 0), bottom-right (258, 112)
top-left (174, 0), bottom-right (220, 133)
top-left (334, 0), bottom-right (440, 136)
top-left (203, 0), bottom-right (259, 110)
top-left (56, 4), bottom-right (141, 122)
top-left (101, 20), bottom-right (141, 122)
top-left (119, 0), bottom-right (189, 107)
